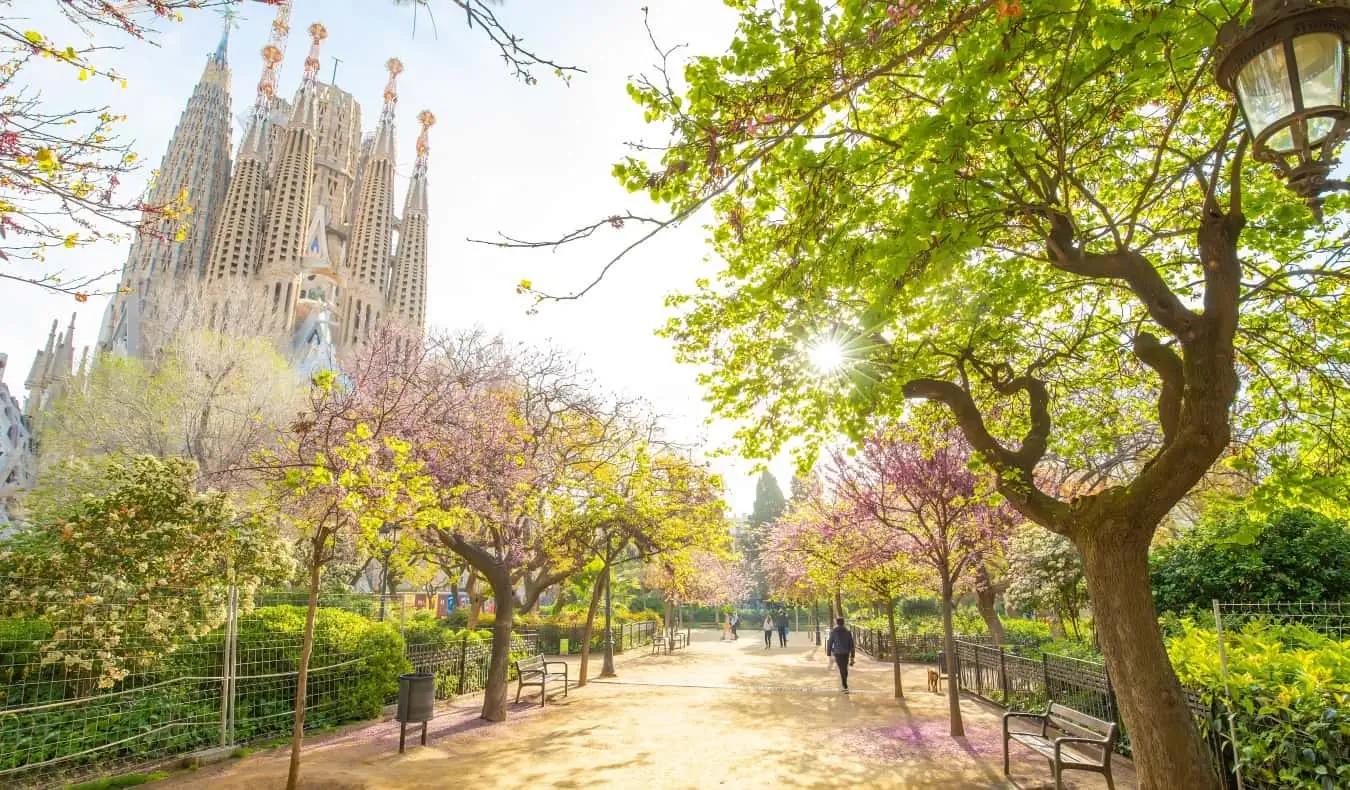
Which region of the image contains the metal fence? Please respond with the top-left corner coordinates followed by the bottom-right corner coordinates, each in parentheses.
top-left (0, 582), bottom-right (539, 789)
top-left (518, 621), bottom-right (656, 655)
top-left (851, 628), bottom-right (1233, 780)
top-left (851, 626), bottom-right (1037, 661)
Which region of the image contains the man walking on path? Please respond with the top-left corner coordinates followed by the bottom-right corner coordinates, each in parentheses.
top-left (826, 617), bottom-right (855, 691)
top-left (730, 613), bottom-right (739, 640)
top-left (762, 614), bottom-right (774, 648)
top-left (774, 609), bottom-right (789, 647)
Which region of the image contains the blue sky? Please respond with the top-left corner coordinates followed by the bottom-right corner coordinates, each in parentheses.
top-left (0, 0), bottom-right (795, 513)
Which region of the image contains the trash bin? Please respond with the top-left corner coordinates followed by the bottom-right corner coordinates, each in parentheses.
top-left (397, 672), bottom-right (435, 752)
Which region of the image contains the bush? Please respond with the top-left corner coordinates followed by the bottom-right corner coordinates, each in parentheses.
top-left (231, 605), bottom-right (409, 739)
top-left (1169, 620), bottom-right (1349, 789)
top-left (403, 612), bottom-right (454, 649)
top-left (1150, 508), bottom-right (1350, 614)
top-left (1001, 618), bottom-right (1053, 644)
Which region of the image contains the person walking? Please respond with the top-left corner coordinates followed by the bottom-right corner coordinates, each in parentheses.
top-left (826, 617), bottom-right (856, 691)
top-left (722, 614), bottom-right (732, 641)
top-left (730, 613), bottom-right (740, 640)
top-left (762, 614), bottom-right (774, 649)
top-left (774, 609), bottom-right (789, 647)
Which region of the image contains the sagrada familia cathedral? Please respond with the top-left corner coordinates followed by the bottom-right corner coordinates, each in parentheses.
top-left (2, 5), bottom-right (433, 520)
top-left (25, 6), bottom-right (434, 411)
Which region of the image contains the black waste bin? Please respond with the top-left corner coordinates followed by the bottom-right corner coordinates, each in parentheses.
top-left (397, 672), bottom-right (435, 752)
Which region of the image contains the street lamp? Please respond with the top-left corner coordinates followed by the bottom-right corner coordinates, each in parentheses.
top-left (1216, 0), bottom-right (1350, 216)
top-left (377, 521), bottom-right (401, 622)
top-left (600, 557), bottom-right (616, 677)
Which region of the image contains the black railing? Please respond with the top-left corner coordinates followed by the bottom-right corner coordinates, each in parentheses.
top-left (513, 622), bottom-right (656, 656)
top-left (946, 640), bottom-right (1237, 788)
top-left (852, 626), bottom-right (1036, 662)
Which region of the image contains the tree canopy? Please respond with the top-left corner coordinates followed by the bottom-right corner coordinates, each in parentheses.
top-left (1151, 508), bottom-right (1350, 613)
top-left (523, 1), bottom-right (1350, 784)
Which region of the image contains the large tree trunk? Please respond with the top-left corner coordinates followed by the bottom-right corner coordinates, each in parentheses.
top-left (481, 568), bottom-right (515, 722)
top-left (1079, 525), bottom-right (1217, 790)
top-left (468, 576), bottom-right (484, 629)
top-left (286, 557), bottom-right (322, 790)
top-left (577, 570), bottom-right (606, 687)
top-left (973, 564), bottom-right (1004, 645)
top-left (939, 576), bottom-right (963, 736)
top-left (834, 590), bottom-right (844, 621)
top-left (886, 601), bottom-right (903, 699)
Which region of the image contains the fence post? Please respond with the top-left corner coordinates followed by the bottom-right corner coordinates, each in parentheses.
top-left (456, 634), bottom-right (468, 696)
top-left (999, 646), bottom-right (1008, 704)
top-left (974, 644), bottom-right (983, 697)
top-left (219, 584), bottom-right (238, 747)
top-left (1041, 653), bottom-right (1050, 704)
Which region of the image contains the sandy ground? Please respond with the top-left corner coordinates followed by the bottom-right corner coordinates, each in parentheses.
top-left (150, 629), bottom-right (1135, 789)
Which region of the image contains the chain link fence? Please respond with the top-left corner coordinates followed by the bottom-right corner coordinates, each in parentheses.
top-left (0, 580), bottom-right (539, 789)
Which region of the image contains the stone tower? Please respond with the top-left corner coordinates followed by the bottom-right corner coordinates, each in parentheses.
top-left (99, 21), bottom-right (233, 354)
top-left (340, 59), bottom-right (402, 347)
top-left (256, 23), bottom-right (326, 334)
top-left (390, 110), bottom-right (434, 331)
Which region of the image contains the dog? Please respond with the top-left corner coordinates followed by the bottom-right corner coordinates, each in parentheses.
top-left (927, 669), bottom-right (940, 693)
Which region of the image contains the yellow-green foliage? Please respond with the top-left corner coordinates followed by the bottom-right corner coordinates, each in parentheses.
top-left (1169, 621), bottom-right (1349, 789)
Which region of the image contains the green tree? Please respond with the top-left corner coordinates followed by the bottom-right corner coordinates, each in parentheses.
top-left (506, 2), bottom-right (1350, 783)
top-left (38, 329), bottom-right (301, 477)
top-left (1151, 509), bottom-right (1350, 613)
top-left (1004, 526), bottom-right (1089, 639)
top-left (740, 470), bottom-right (786, 599)
top-left (558, 436), bottom-right (730, 685)
top-left (0, 454), bottom-right (289, 690)
top-left (750, 471), bottom-right (787, 527)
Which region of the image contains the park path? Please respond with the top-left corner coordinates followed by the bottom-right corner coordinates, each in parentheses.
top-left (151, 629), bottom-right (1135, 789)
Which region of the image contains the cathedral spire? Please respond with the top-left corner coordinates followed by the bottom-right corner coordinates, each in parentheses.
top-left (100, 7), bottom-right (234, 354)
top-left (290, 23), bottom-right (327, 127)
top-left (258, 21), bottom-right (327, 335)
top-left (340, 59), bottom-right (402, 345)
top-left (374, 58), bottom-right (402, 158)
top-left (389, 110), bottom-right (433, 331)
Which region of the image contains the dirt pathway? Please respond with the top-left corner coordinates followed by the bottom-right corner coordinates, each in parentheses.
top-left (151, 629), bottom-right (1134, 789)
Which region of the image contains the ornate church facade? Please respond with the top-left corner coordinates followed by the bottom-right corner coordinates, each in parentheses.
top-left (93, 12), bottom-right (433, 378)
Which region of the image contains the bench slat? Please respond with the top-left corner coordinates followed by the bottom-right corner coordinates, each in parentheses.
top-left (1047, 703), bottom-right (1113, 733)
top-left (1009, 734), bottom-right (1105, 767)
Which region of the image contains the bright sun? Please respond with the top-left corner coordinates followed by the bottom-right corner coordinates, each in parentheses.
top-left (807, 339), bottom-right (847, 373)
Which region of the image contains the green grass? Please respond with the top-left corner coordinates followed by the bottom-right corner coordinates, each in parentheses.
top-left (65, 772), bottom-right (169, 790)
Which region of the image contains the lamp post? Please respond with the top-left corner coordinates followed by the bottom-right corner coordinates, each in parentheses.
top-left (1216, 0), bottom-right (1350, 217)
top-left (600, 534), bottom-right (617, 678)
top-left (377, 521), bottom-right (401, 622)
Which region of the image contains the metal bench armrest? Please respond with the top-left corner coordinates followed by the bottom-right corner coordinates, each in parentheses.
top-left (1053, 736), bottom-right (1110, 765)
top-left (1002, 711), bottom-right (1047, 736)
top-left (543, 661), bottom-right (569, 677)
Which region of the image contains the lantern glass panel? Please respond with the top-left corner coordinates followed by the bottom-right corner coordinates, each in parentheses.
top-left (1268, 125), bottom-right (1297, 152)
top-left (1237, 43), bottom-right (1296, 141)
top-left (1309, 115), bottom-right (1336, 145)
top-left (1294, 32), bottom-right (1345, 145)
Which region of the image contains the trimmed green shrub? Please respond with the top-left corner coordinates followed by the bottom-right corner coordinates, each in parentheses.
top-left (1169, 620), bottom-right (1349, 789)
top-left (1151, 509), bottom-right (1350, 614)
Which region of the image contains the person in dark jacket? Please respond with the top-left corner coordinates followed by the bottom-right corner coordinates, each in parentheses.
top-left (825, 617), bottom-right (855, 691)
top-left (773, 609), bottom-right (789, 647)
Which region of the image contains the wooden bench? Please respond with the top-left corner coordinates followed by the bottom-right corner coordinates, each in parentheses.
top-left (513, 654), bottom-right (568, 707)
top-left (1003, 701), bottom-right (1118, 790)
top-left (652, 631), bottom-right (688, 654)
